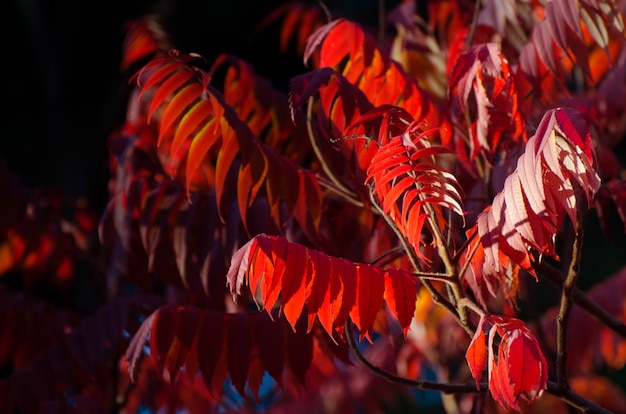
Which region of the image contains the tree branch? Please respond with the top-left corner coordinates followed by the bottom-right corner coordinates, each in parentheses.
top-left (538, 261), bottom-right (626, 338)
top-left (306, 96), bottom-right (363, 206)
top-left (556, 207), bottom-right (584, 386)
top-left (344, 320), bottom-right (486, 394)
top-left (368, 187), bottom-right (468, 332)
top-left (546, 381), bottom-right (614, 414)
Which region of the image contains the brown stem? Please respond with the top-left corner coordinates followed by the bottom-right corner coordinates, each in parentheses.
top-left (316, 175), bottom-right (364, 207)
top-left (368, 187), bottom-right (466, 329)
top-left (538, 261), bottom-right (626, 338)
top-left (546, 381), bottom-right (613, 414)
top-left (369, 245), bottom-right (406, 266)
top-left (411, 270), bottom-right (455, 282)
top-left (306, 97), bottom-right (363, 207)
top-left (556, 211), bottom-right (583, 386)
top-left (344, 320), bottom-right (486, 394)
top-left (316, 0), bottom-right (332, 23)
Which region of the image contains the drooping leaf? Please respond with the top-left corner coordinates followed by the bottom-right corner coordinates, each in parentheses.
top-left (463, 107), bottom-right (601, 302)
top-left (134, 51), bottom-right (323, 239)
top-left (226, 234), bottom-right (418, 338)
top-left (127, 306), bottom-right (321, 400)
top-left (465, 317), bottom-right (488, 389)
top-left (519, 0), bottom-right (625, 89)
top-left (226, 313), bottom-right (253, 395)
top-left (465, 315), bottom-right (548, 412)
top-left (210, 54), bottom-right (309, 157)
top-left (303, 18), bottom-right (447, 138)
top-left (447, 42), bottom-right (527, 164)
top-left (0, 292), bottom-right (161, 413)
top-left (257, 1), bottom-right (325, 56)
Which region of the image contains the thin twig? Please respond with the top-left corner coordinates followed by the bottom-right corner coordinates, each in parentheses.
top-left (316, 175), bottom-right (364, 208)
top-left (369, 245), bottom-right (406, 266)
top-left (368, 187), bottom-right (466, 328)
top-left (344, 320), bottom-right (486, 394)
top-left (556, 202), bottom-right (584, 386)
top-left (546, 381), bottom-right (614, 414)
top-left (316, 0), bottom-right (332, 23)
top-left (466, 0), bottom-right (481, 48)
top-left (411, 270), bottom-right (455, 282)
top-left (422, 200), bottom-right (469, 327)
top-left (456, 232), bottom-right (480, 283)
top-left (306, 97), bottom-right (363, 206)
top-left (538, 261), bottom-right (626, 337)
top-left (457, 298), bottom-right (485, 317)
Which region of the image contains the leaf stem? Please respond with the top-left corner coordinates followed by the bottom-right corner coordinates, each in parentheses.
top-left (344, 320), bottom-right (486, 394)
top-left (316, 175), bottom-right (364, 207)
top-left (457, 298), bottom-right (485, 318)
top-left (422, 201), bottom-right (470, 327)
top-left (369, 245), bottom-right (406, 266)
top-left (466, 0), bottom-right (481, 48)
top-left (456, 231), bottom-right (480, 282)
top-left (411, 270), bottom-right (455, 282)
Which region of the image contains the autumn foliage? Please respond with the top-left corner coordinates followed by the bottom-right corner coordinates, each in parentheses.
top-left (3, 0), bottom-right (626, 413)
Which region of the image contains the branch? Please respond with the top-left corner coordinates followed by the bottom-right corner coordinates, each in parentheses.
top-left (306, 96), bottom-right (363, 206)
top-left (368, 187), bottom-right (467, 331)
top-left (556, 206), bottom-right (584, 386)
top-left (466, 0), bottom-right (481, 48)
top-left (344, 320), bottom-right (486, 394)
top-left (422, 200), bottom-right (470, 327)
top-left (546, 381), bottom-right (614, 414)
top-left (410, 270), bottom-right (455, 282)
top-left (538, 261), bottom-right (626, 338)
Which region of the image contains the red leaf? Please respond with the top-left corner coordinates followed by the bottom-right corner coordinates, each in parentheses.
top-left (465, 317), bottom-right (488, 389)
top-left (447, 42), bottom-right (527, 161)
top-left (165, 307), bottom-right (200, 382)
top-left (227, 234), bottom-right (418, 336)
top-left (318, 258), bottom-right (343, 336)
top-left (504, 329), bottom-right (548, 402)
top-left (226, 314), bottom-right (253, 395)
top-left (350, 264), bottom-right (385, 340)
top-left (331, 258), bottom-right (358, 329)
top-left (383, 269), bottom-right (417, 336)
top-left (467, 107), bottom-right (601, 299)
top-left (285, 312), bottom-right (313, 385)
top-left (281, 242), bottom-right (308, 330)
top-left (197, 311), bottom-right (225, 395)
top-left (366, 109), bottom-right (465, 253)
top-left (468, 315), bottom-right (549, 412)
top-left (254, 313), bottom-right (285, 385)
top-left (136, 52), bottom-right (324, 238)
top-left (151, 305), bottom-right (177, 375)
top-left (305, 249), bottom-right (331, 331)
top-left (303, 19), bottom-right (342, 66)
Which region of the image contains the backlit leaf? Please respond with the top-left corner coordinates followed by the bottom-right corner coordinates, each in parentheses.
top-left (227, 234), bottom-right (418, 336)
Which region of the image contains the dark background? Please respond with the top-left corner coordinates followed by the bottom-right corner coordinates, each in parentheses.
top-left (0, 0), bottom-right (386, 215)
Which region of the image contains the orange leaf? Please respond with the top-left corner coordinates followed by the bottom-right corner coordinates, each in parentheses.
top-left (227, 234), bottom-right (418, 336)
